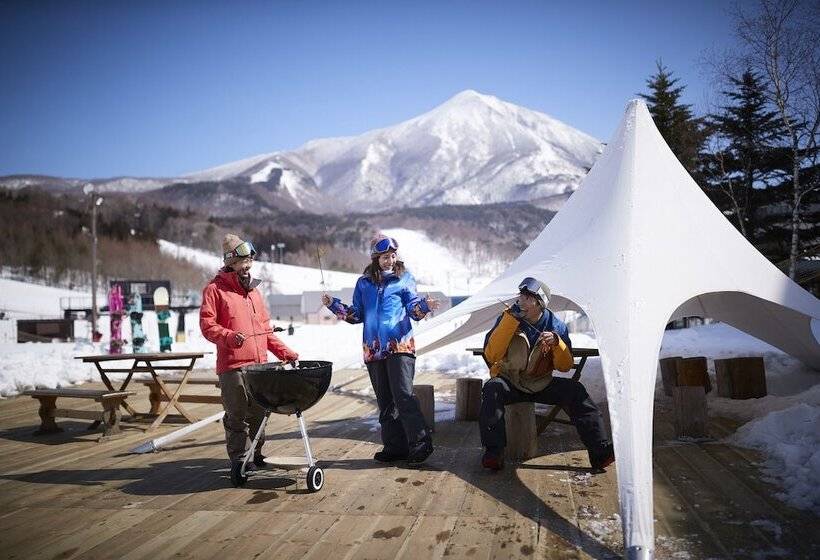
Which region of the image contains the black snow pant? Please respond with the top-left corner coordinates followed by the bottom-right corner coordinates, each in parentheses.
top-left (366, 353), bottom-right (431, 453)
top-left (479, 376), bottom-right (609, 458)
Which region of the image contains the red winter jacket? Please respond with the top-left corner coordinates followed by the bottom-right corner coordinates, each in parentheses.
top-left (200, 270), bottom-right (298, 374)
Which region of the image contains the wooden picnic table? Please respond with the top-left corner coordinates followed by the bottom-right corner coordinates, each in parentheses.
top-left (467, 346), bottom-right (600, 432)
top-left (75, 352), bottom-right (211, 431)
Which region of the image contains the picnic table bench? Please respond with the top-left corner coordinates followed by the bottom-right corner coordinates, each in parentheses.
top-left (22, 388), bottom-right (136, 438)
top-left (75, 352), bottom-right (212, 431)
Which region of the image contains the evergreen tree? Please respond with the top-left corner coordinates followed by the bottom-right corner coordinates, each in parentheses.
top-left (705, 70), bottom-right (788, 241)
top-left (639, 61), bottom-right (707, 180)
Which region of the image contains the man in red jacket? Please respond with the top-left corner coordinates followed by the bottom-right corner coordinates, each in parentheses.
top-left (200, 234), bottom-right (299, 478)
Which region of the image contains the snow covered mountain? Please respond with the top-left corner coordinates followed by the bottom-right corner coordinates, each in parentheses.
top-left (0, 174), bottom-right (172, 194)
top-left (0, 90), bottom-right (602, 213)
top-left (186, 90), bottom-right (602, 212)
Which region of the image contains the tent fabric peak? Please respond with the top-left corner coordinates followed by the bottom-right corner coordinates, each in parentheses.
top-left (416, 99), bottom-right (820, 559)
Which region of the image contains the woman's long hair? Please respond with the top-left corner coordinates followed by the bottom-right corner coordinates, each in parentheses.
top-left (364, 255), bottom-right (406, 285)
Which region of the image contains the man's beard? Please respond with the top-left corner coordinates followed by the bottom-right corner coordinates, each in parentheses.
top-left (238, 271), bottom-right (252, 290)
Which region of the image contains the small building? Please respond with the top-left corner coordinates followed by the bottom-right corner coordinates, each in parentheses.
top-left (302, 289), bottom-right (354, 324)
top-left (267, 294), bottom-right (303, 322)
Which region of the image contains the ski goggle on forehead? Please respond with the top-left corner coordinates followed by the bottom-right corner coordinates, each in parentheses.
top-left (224, 241), bottom-right (256, 260)
top-left (518, 277), bottom-right (547, 300)
top-left (372, 237), bottom-right (399, 255)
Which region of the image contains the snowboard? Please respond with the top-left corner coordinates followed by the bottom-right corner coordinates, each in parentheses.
top-left (153, 286), bottom-right (173, 352)
top-left (128, 292), bottom-right (148, 353)
top-left (108, 284), bottom-right (125, 354)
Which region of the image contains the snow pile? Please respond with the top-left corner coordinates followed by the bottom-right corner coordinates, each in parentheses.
top-left (731, 403), bottom-right (820, 515)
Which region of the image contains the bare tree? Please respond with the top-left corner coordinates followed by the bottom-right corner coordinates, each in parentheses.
top-left (732, 0), bottom-right (820, 278)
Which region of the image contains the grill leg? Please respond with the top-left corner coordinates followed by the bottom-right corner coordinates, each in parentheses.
top-left (241, 410), bottom-right (270, 476)
top-left (296, 411), bottom-right (315, 467)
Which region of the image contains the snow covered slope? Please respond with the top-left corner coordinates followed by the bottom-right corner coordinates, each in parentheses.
top-left (159, 229), bottom-right (492, 296)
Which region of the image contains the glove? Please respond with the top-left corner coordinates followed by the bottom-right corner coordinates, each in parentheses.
top-left (508, 303), bottom-right (526, 321)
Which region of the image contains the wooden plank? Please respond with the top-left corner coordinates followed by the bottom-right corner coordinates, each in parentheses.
top-left (395, 514), bottom-right (457, 560)
top-left (352, 514), bottom-right (416, 559)
top-left (300, 514), bottom-right (381, 560)
top-left (167, 510), bottom-right (269, 559)
top-left (151, 394), bottom-right (223, 405)
top-left (118, 510), bottom-right (231, 560)
top-left (654, 443), bottom-right (774, 555)
top-left (22, 389), bottom-right (133, 399)
top-left (52, 408), bottom-right (105, 421)
top-left (72, 510), bottom-right (196, 559)
top-left (19, 507), bottom-right (156, 560)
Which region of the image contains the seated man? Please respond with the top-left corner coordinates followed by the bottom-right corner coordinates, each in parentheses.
top-left (479, 277), bottom-right (615, 472)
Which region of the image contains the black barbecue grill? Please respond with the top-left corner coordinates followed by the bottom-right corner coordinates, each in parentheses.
top-left (230, 360), bottom-right (332, 491)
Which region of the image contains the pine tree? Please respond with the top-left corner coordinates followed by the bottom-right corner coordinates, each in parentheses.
top-left (705, 70), bottom-right (788, 242)
top-left (639, 61), bottom-right (707, 180)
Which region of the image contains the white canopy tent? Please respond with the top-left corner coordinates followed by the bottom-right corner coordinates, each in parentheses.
top-left (417, 100), bottom-right (820, 559)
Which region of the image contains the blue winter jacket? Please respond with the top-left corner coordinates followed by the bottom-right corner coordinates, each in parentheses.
top-left (327, 272), bottom-right (431, 363)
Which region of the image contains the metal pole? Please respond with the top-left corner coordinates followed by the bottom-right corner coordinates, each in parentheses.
top-left (296, 411), bottom-right (315, 467)
top-left (90, 196), bottom-right (98, 339)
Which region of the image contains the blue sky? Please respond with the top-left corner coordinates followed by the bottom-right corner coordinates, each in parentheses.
top-left (0, 0), bottom-right (741, 178)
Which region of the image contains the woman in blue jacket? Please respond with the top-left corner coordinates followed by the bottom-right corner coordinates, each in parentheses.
top-left (323, 234), bottom-right (439, 464)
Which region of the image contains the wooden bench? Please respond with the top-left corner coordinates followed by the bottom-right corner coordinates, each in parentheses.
top-left (23, 388), bottom-right (136, 438)
top-left (466, 347), bottom-right (600, 434)
top-left (141, 376), bottom-right (222, 415)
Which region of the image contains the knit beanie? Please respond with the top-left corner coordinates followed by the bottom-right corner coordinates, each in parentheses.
top-left (370, 233), bottom-right (398, 257)
top-left (222, 233), bottom-right (247, 267)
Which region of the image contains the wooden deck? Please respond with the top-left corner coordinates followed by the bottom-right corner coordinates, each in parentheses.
top-left (0, 368), bottom-right (817, 559)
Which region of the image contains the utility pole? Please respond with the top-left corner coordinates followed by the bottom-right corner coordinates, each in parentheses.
top-left (84, 183), bottom-right (103, 341)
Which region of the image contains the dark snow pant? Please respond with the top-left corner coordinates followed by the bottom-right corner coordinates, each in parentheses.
top-left (479, 376), bottom-right (610, 457)
top-left (219, 367), bottom-right (266, 462)
top-left (366, 354), bottom-right (430, 453)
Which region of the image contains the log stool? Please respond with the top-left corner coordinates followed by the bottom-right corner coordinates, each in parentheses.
top-left (659, 356), bottom-right (712, 396)
top-left (504, 402), bottom-right (537, 461)
top-left (659, 356), bottom-right (682, 396)
top-left (672, 386), bottom-right (708, 439)
top-left (455, 378), bottom-right (482, 421)
top-left (676, 356), bottom-right (712, 393)
top-left (413, 384), bottom-right (435, 433)
top-left (715, 357), bottom-right (767, 399)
